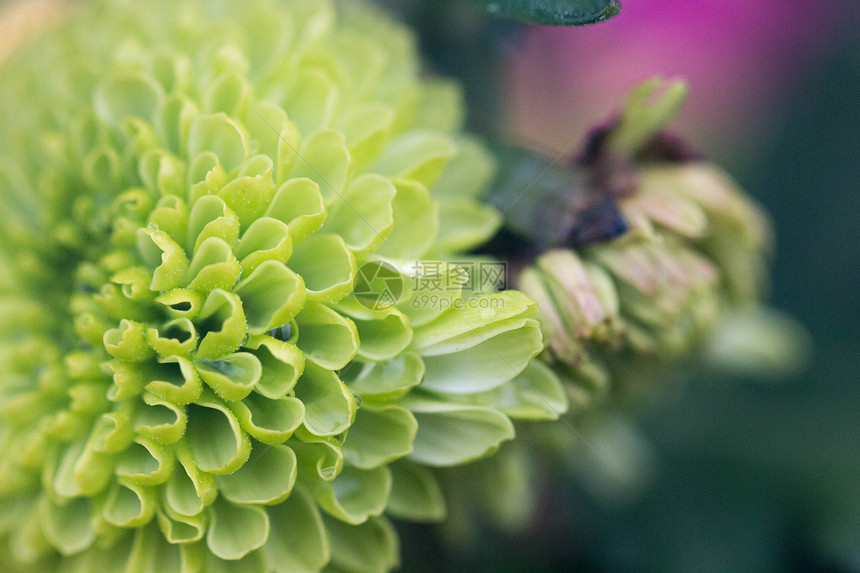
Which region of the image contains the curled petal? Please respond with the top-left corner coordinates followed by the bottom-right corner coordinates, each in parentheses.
top-left (195, 289), bottom-right (248, 360)
top-left (217, 444), bottom-right (297, 505)
top-left (262, 487), bottom-right (330, 573)
top-left (289, 130), bottom-right (350, 201)
top-left (196, 352), bottom-right (262, 402)
top-left (312, 465), bottom-right (392, 525)
top-left (341, 353), bottom-right (424, 400)
top-left (288, 233), bottom-right (356, 304)
top-left (206, 497), bottom-right (269, 561)
top-left (136, 228), bottom-right (189, 292)
top-left (244, 335), bottom-right (305, 399)
top-left (184, 396), bottom-right (251, 475)
top-left (144, 356), bottom-right (203, 406)
top-left (233, 261), bottom-right (306, 336)
top-left (102, 479), bottom-right (157, 528)
top-left (188, 113), bottom-right (249, 172)
top-left (186, 195), bottom-right (240, 256)
top-left (294, 302), bottom-right (359, 371)
top-left (230, 394), bottom-right (305, 445)
top-left (186, 237), bottom-right (241, 293)
top-left (235, 217), bottom-right (293, 277)
top-left (342, 405), bottom-right (417, 470)
top-left (265, 178), bottom-right (326, 242)
top-left (294, 361), bottom-right (356, 437)
top-left (402, 397), bottom-right (515, 467)
top-left (385, 460), bottom-right (446, 522)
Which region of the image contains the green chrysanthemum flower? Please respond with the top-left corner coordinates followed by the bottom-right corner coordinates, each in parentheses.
top-left (0, 1), bottom-right (556, 570)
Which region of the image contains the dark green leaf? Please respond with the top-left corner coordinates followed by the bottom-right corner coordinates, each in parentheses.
top-left (474, 0), bottom-right (620, 26)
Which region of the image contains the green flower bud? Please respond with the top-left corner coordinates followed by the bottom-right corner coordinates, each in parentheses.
top-left (0, 1), bottom-right (560, 571)
top-left (507, 79), bottom-right (774, 408)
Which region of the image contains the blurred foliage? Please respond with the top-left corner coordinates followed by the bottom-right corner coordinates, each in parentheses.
top-left (376, 0), bottom-right (521, 131)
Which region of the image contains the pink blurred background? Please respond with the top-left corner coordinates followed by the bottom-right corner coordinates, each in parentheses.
top-left (505, 1), bottom-right (846, 158)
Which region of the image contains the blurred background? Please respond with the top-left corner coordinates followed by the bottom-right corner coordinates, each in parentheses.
top-left (386, 1), bottom-right (860, 571)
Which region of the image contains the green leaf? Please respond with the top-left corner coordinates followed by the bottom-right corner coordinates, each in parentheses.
top-left (375, 178), bottom-right (439, 260)
top-left (410, 290), bottom-right (535, 351)
top-left (474, 0), bottom-right (621, 26)
top-left (283, 69), bottom-right (339, 135)
top-left (289, 130), bottom-right (351, 201)
top-left (144, 356), bottom-right (203, 406)
top-left (189, 153), bottom-right (230, 203)
top-left (336, 103), bottom-right (394, 173)
top-left (103, 319), bottom-right (152, 362)
top-left (411, 80), bottom-right (464, 134)
top-left (146, 195), bottom-right (188, 242)
top-left (186, 195), bottom-right (240, 256)
top-left (607, 78), bottom-right (689, 154)
top-left (202, 547), bottom-right (268, 573)
top-left (54, 533), bottom-right (133, 573)
top-left (136, 227), bottom-right (189, 291)
top-left (433, 197), bottom-right (501, 254)
top-left (244, 100), bottom-right (288, 161)
top-left (124, 523), bottom-right (183, 573)
top-left (289, 437), bottom-right (343, 482)
top-left (431, 136), bottom-right (496, 200)
top-left (94, 72), bottom-right (163, 126)
top-left (167, 443), bottom-right (218, 517)
top-left (373, 132), bottom-right (457, 188)
top-left (115, 437), bottom-right (174, 486)
top-left (217, 174), bottom-right (276, 228)
top-left (135, 395), bottom-right (187, 445)
top-left (146, 318), bottom-right (198, 358)
top-left (203, 72), bottom-right (248, 116)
